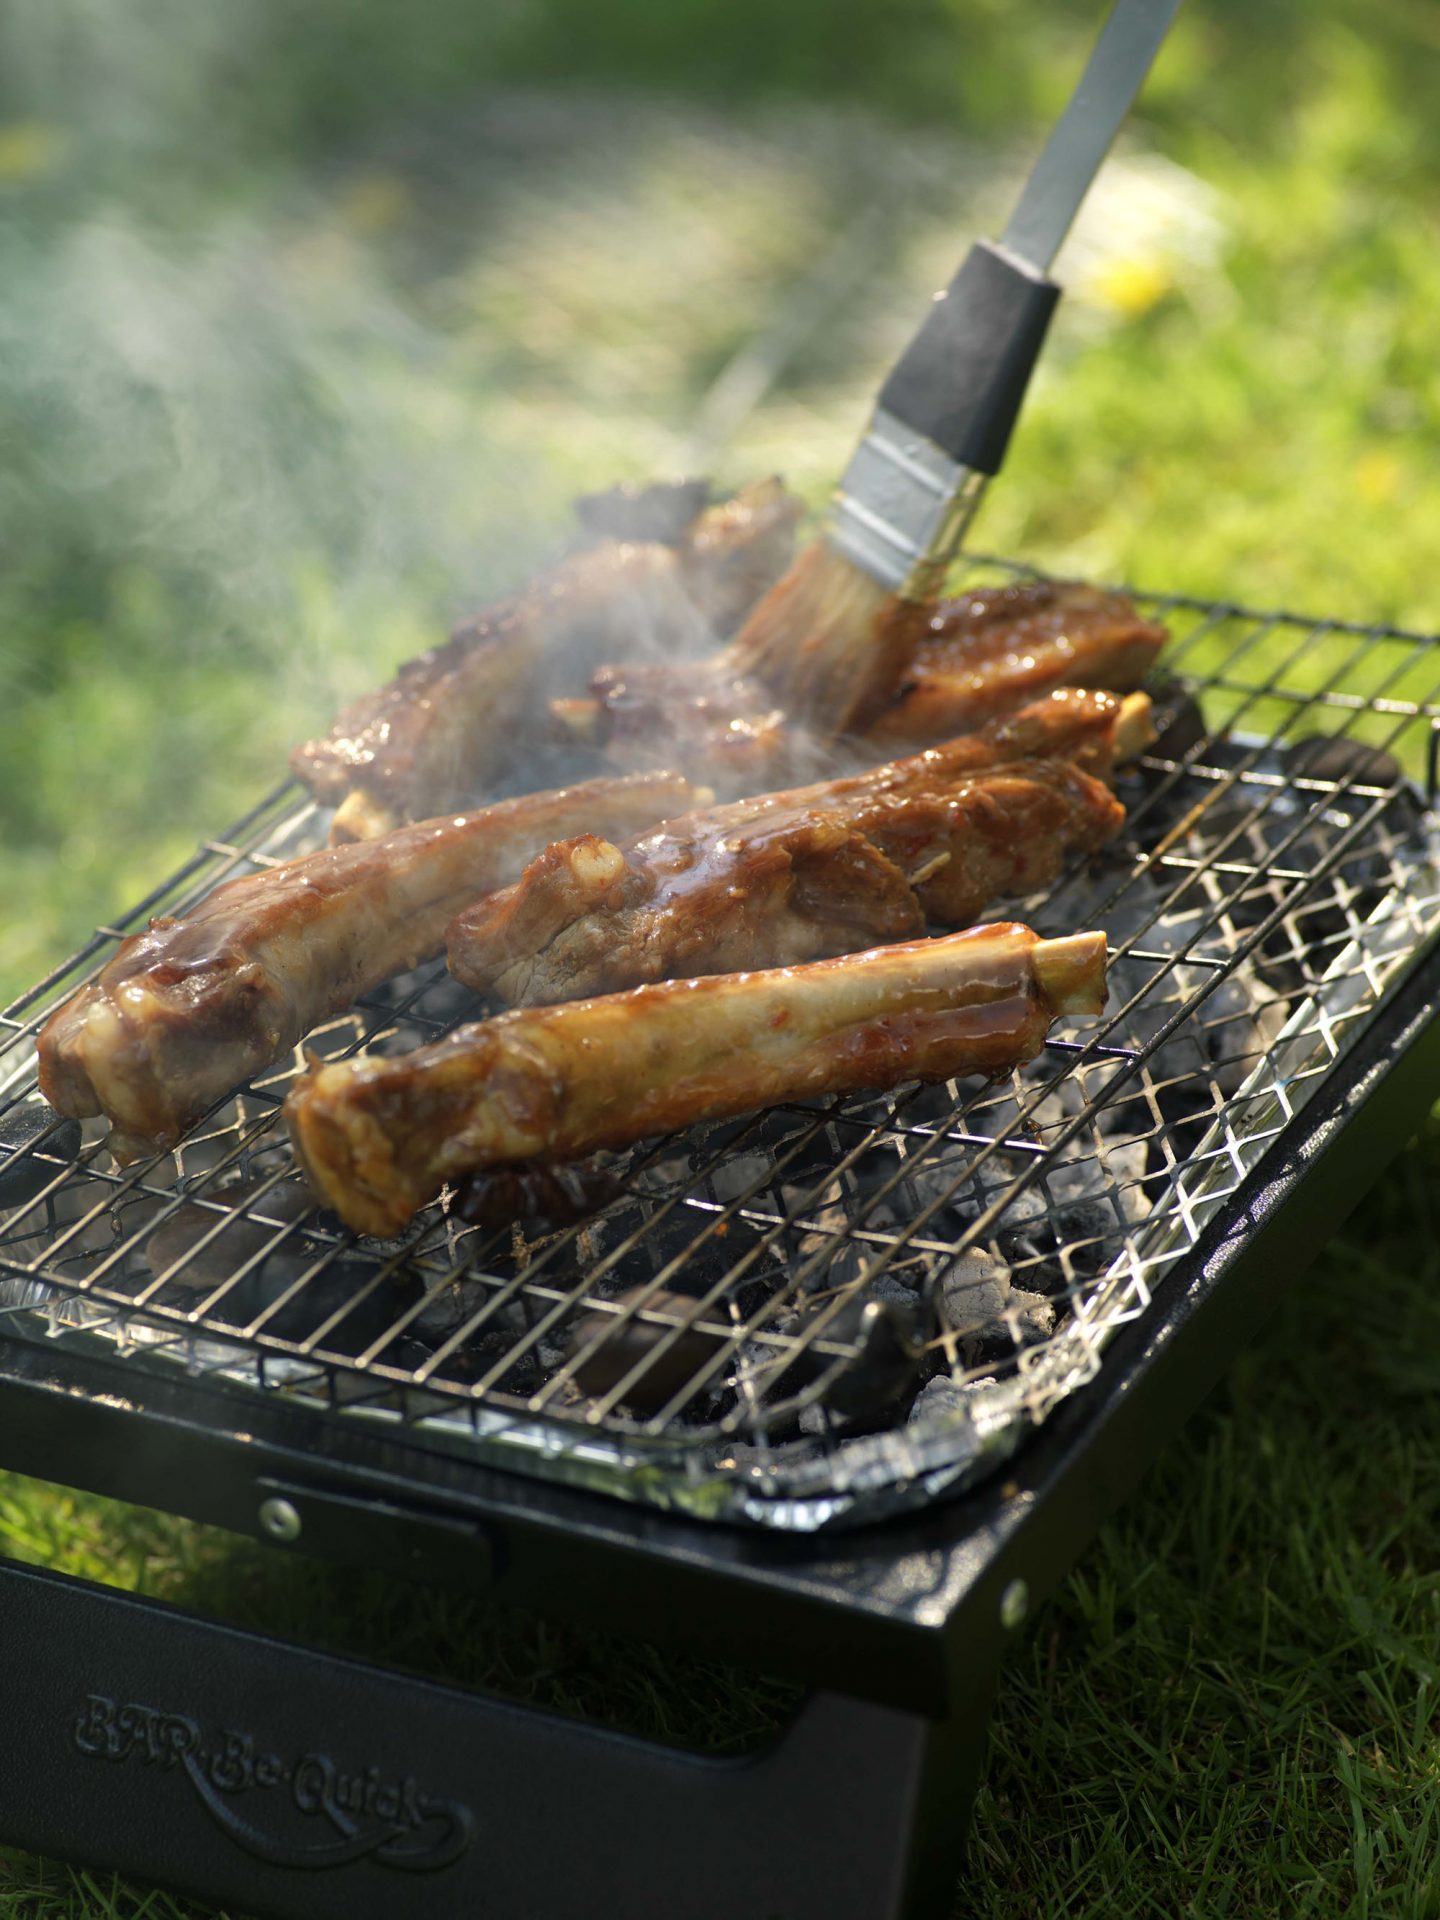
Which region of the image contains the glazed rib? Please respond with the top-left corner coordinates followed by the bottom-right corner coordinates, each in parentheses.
top-left (292, 479), bottom-right (800, 833)
top-left (287, 923), bottom-right (1108, 1237)
top-left (585, 654), bottom-right (792, 792)
top-left (37, 771), bottom-right (705, 1163)
top-left (450, 820), bottom-right (926, 1005)
top-left (448, 688), bottom-right (1139, 1005)
top-left (866, 579), bottom-right (1167, 749)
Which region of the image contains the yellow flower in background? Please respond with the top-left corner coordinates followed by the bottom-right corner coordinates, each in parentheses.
top-left (1089, 254), bottom-right (1175, 320)
top-left (1058, 150), bottom-right (1224, 331)
top-left (0, 121), bottom-right (64, 186)
top-left (1353, 449), bottom-right (1400, 504)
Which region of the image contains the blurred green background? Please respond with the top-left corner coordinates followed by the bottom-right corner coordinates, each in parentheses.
top-left (3, 2), bottom-right (1440, 1914)
top-left (3, 0), bottom-right (1439, 999)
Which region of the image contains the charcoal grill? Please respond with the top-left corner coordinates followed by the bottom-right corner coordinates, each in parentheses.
top-left (3, 570), bottom-right (1440, 1919)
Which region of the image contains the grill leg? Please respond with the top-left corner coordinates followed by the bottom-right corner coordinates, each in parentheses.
top-left (0, 1554), bottom-right (994, 1920)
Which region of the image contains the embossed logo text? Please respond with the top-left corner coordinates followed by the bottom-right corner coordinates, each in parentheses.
top-left (72, 1694), bottom-right (473, 1872)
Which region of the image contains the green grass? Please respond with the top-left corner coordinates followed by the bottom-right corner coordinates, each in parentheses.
top-left (4, 1), bottom-right (1440, 1913)
top-left (972, 1140), bottom-right (1440, 1919)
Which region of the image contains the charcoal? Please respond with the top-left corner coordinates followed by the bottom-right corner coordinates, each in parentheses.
top-left (728, 1108), bottom-right (843, 1189)
top-left (940, 1251), bottom-right (1055, 1352)
top-left (428, 1327), bottom-right (546, 1395)
top-left (1065, 876), bottom-right (1286, 1110)
top-left (1283, 734), bottom-right (1407, 796)
top-left (774, 1290), bottom-right (931, 1423)
top-left (261, 1260), bottom-right (420, 1353)
top-left (133, 1168), bottom-right (415, 1353)
top-left (708, 1151), bottom-right (777, 1204)
top-left (411, 1275), bottom-right (527, 1340)
top-left (791, 1201), bottom-right (933, 1295)
top-left (144, 1174), bottom-right (318, 1287)
top-left (908, 1373), bottom-right (988, 1426)
top-left (1192, 973), bottom-right (1288, 1095)
top-left (579, 1199), bottom-right (773, 1304)
top-left (570, 1284), bottom-right (730, 1413)
top-left (1160, 732), bottom-right (1426, 1000)
top-left (0, 1100), bottom-right (81, 1207)
top-left (1149, 682), bottom-right (1209, 763)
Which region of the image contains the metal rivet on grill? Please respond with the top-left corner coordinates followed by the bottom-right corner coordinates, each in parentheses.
top-left (258, 1496), bottom-right (302, 1543)
top-left (999, 1579), bottom-right (1029, 1631)
top-left (0, 1103), bottom-right (82, 1208)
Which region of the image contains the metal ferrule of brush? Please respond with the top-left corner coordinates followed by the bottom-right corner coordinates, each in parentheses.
top-left (827, 411), bottom-right (989, 601)
top-left (830, 238), bottom-right (1062, 600)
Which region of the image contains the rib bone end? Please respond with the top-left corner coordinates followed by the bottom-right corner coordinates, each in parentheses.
top-left (1032, 931), bottom-right (1108, 1016)
top-left (1114, 693), bottom-right (1157, 766)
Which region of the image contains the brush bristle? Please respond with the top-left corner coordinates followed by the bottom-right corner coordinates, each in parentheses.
top-left (726, 538), bottom-right (926, 738)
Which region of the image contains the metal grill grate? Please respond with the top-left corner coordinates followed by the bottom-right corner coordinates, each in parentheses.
top-left (3, 571), bottom-right (1440, 1529)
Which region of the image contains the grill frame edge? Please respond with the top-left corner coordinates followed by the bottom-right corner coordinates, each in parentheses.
top-left (2, 937), bottom-right (1435, 1695)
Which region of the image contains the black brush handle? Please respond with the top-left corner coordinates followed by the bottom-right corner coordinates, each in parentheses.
top-left (876, 239), bottom-right (1060, 476)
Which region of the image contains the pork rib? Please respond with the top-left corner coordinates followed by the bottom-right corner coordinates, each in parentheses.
top-left (287, 923), bottom-right (1108, 1237)
top-left (866, 579), bottom-right (1167, 749)
top-left (37, 771), bottom-right (705, 1162)
top-left (448, 688), bottom-right (1139, 1005)
top-left (291, 478), bottom-right (801, 833)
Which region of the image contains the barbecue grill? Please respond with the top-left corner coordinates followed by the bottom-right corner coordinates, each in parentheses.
top-left (3, 566), bottom-right (1439, 1917)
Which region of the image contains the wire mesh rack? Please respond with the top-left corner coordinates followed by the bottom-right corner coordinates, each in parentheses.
top-left (3, 571), bottom-right (1439, 1530)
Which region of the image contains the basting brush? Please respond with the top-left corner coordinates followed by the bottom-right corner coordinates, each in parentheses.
top-left (729, 0), bottom-right (1184, 736)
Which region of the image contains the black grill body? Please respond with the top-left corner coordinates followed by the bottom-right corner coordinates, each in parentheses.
top-left (2, 582), bottom-right (1439, 1917)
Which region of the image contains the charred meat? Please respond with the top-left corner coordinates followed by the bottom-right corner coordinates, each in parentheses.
top-left (286, 922), bottom-right (1109, 1237)
top-left (291, 478), bottom-right (801, 833)
top-left (585, 654), bottom-right (792, 793)
top-left (37, 771), bottom-right (705, 1163)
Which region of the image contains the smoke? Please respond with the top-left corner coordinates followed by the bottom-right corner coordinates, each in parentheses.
top-left (0, 205), bottom-right (554, 710)
top-left (0, 37), bottom-right (1064, 997)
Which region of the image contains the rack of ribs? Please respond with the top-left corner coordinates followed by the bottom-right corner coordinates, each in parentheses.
top-left (286, 922), bottom-right (1108, 1237)
top-left (291, 478), bottom-right (801, 837)
top-left (448, 688), bottom-right (1145, 1006)
top-left (37, 771), bottom-right (705, 1163)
